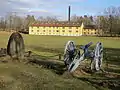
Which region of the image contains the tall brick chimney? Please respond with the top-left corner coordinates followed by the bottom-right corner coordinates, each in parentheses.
top-left (68, 6), bottom-right (71, 22)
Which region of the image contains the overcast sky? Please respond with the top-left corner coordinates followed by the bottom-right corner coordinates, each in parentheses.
top-left (0, 0), bottom-right (120, 20)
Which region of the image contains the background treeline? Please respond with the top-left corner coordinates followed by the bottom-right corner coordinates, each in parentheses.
top-left (0, 6), bottom-right (120, 36)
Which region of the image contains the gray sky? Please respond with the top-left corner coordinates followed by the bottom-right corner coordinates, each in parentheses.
top-left (0, 0), bottom-right (120, 20)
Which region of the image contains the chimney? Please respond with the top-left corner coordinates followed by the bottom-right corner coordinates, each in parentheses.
top-left (68, 6), bottom-right (71, 22)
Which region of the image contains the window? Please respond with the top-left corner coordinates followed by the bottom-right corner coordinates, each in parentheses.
top-left (63, 27), bottom-right (65, 29)
top-left (76, 31), bottom-right (78, 33)
top-left (49, 30), bottom-right (51, 32)
top-left (37, 30), bottom-right (39, 32)
top-left (31, 30), bottom-right (33, 32)
top-left (69, 27), bottom-right (72, 29)
top-left (95, 29), bottom-right (97, 32)
top-left (69, 30), bottom-right (72, 32)
top-left (43, 30), bottom-right (45, 32)
top-left (76, 27), bottom-right (78, 29)
top-left (62, 30), bottom-right (65, 32)
top-left (56, 30), bottom-right (59, 32)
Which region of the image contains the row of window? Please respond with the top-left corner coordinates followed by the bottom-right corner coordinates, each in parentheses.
top-left (83, 32), bottom-right (97, 35)
top-left (33, 33), bottom-right (80, 36)
top-left (83, 29), bottom-right (97, 32)
top-left (31, 30), bottom-right (79, 33)
top-left (30, 31), bottom-right (98, 35)
top-left (32, 27), bottom-right (79, 29)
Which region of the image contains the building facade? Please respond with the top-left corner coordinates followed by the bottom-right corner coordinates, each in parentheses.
top-left (29, 22), bottom-right (101, 36)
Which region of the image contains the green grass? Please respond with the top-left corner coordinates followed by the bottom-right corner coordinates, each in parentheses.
top-left (0, 31), bottom-right (120, 90)
top-left (0, 32), bottom-right (120, 52)
top-left (0, 62), bottom-right (102, 90)
top-left (24, 34), bottom-right (120, 52)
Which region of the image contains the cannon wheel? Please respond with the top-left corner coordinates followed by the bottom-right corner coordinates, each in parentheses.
top-left (91, 42), bottom-right (103, 71)
top-left (63, 41), bottom-right (76, 67)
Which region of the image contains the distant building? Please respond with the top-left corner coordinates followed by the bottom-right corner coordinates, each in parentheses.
top-left (82, 24), bottom-right (101, 36)
top-left (29, 22), bottom-right (102, 36)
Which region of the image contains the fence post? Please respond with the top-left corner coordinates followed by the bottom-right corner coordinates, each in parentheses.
top-left (59, 54), bottom-right (62, 60)
top-left (28, 51), bottom-right (32, 57)
top-left (104, 49), bottom-right (108, 70)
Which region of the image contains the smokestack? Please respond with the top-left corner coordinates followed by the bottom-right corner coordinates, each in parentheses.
top-left (68, 6), bottom-right (71, 22)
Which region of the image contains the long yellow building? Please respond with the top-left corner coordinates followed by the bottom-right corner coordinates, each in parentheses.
top-left (29, 22), bottom-right (102, 36)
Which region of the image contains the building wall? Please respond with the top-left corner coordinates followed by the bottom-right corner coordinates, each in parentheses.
top-left (29, 26), bottom-right (83, 36)
top-left (82, 29), bottom-right (99, 36)
top-left (29, 23), bottom-right (100, 36)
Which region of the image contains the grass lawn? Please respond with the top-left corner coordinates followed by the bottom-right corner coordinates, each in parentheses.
top-left (0, 31), bottom-right (120, 90)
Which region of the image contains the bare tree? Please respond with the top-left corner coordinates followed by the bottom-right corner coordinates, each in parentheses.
top-left (37, 16), bottom-right (58, 22)
top-left (24, 15), bottom-right (36, 31)
top-left (95, 6), bottom-right (120, 36)
top-left (0, 17), bottom-right (7, 31)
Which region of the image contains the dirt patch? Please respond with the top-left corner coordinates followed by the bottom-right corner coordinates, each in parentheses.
top-left (0, 75), bottom-right (15, 89)
top-left (73, 68), bottom-right (91, 77)
top-left (104, 71), bottom-right (120, 78)
top-left (0, 31), bottom-right (12, 37)
top-left (62, 71), bottom-right (74, 79)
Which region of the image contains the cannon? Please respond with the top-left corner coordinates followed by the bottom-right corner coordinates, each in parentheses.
top-left (64, 41), bottom-right (103, 73)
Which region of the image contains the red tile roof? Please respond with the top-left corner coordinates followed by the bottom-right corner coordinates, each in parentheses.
top-left (31, 22), bottom-right (82, 27)
top-left (83, 25), bottom-right (97, 29)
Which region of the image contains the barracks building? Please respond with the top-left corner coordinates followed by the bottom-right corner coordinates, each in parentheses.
top-left (29, 22), bottom-right (102, 36)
